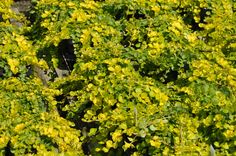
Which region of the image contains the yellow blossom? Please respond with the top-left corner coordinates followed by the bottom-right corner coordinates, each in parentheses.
top-left (151, 6), bottom-right (160, 13)
top-left (122, 141), bottom-right (134, 151)
top-left (186, 34), bottom-right (197, 43)
top-left (106, 140), bottom-right (113, 149)
top-left (172, 21), bottom-right (183, 30)
top-left (8, 58), bottom-right (19, 74)
top-left (0, 136), bottom-right (9, 148)
top-left (14, 123), bottom-right (25, 132)
top-left (150, 136), bottom-right (161, 148)
top-left (112, 130), bottom-right (122, 142)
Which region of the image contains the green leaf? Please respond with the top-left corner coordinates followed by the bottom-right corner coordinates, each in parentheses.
top-left (149, 125), bottom-right (157, 131)
top-left (88, 128), bottom-right (97, 136)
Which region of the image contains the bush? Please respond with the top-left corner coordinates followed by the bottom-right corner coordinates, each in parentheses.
top-left (0, 0), bottom-right (236, 155)
top-left (0, 1), bottom-right (83, 155)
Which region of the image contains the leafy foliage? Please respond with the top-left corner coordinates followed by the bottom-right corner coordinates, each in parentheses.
top-left (0, 1), bottom-right (83, 155)
top-left (0, 0), bottom-right (236, 155)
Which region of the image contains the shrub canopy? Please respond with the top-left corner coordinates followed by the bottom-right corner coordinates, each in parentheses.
top-left (0, 0), bottom-right (236, 155)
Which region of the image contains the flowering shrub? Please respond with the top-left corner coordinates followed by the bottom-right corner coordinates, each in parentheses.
top-left (0, 0), bottom-right (236, 155)
top-left (0, 1), bottom-right (83, 155)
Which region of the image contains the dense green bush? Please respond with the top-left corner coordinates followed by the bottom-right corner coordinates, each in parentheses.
top-left (0, 1), bottom-right (83, 155)
top-left (0, 0), bottom-right (236, 155)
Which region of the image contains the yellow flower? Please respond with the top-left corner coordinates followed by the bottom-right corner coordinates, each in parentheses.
top-left (98, 113), bottom-right (107, 121)
top-left (148, 31), bottom-right (158, 38)
top-left (122, 141), bottom-right (134, 151)
top-left (214, 114), bottom-right (223, 121)
top-left (41, 10), bottom-right (51, 18)
top-left (217, 58), bottom-right (229, 67)
top-left (80, 29), bottom-right (90, 44)
top-left (80, 1), bottom-right (99, 10)
top-left (67, 2), bottom-right (76, 8)
top-left (0, 136), bottom-right (9, 148)
top-left (38, 59), bottom-right (49, 69)
top-left (179, 87), bottom-right (193, 95)
top-left (102, 147), bottom-right (109, 153)
top-left (223, 130), bottom-right (235, 138)
top-left (172, 21), bottom-right (183, 30)
top-left (151, 6), bottom-right (160, 13)
top-left (163, 147), bottom-right (169, 155)
top-left (186, 34), bottom-right (197, 43)
top-left (150, 136), bottom-right (161, 148)
top-left (14, 123), bottom-right (25, 132)
top-left (7, 58), bottom-right (19, 74)
top-left (132, 152), bottom-right (141, 156)
top-left (112, 130), bottom-right (122, 142)
top-left (71, 10), bottom-right (90, 22)
top-left (203, 116), bottom-right (212, 126)
top-left (106, 140), bottom-right (113, 149)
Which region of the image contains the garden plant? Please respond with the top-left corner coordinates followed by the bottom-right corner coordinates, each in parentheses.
top-left (0, 0), bottom-right (236, 155)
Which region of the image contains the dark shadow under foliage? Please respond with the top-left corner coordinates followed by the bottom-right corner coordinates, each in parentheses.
top-left (179, 7), bottom-right (212, 31)
top-left (57, 39), bottom-right (76, 72)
